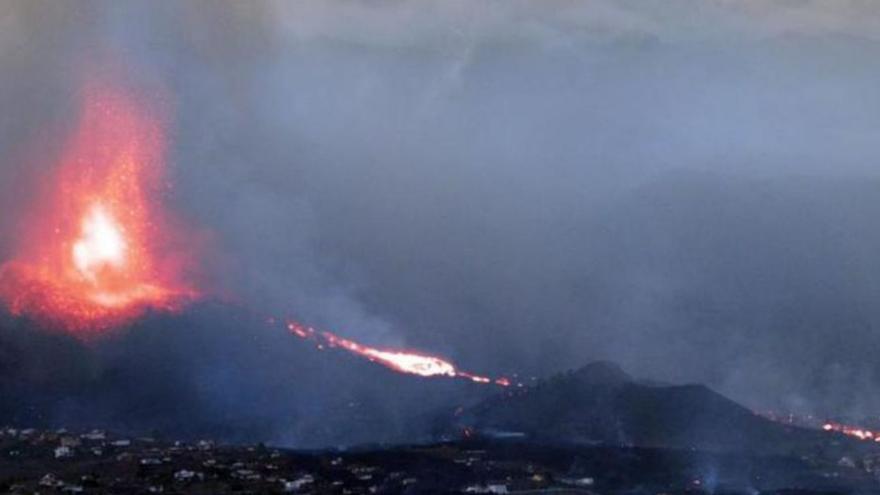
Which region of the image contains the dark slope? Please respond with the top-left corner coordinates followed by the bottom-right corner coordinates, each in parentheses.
top-left (455, 361), bottom-right (838, 454)
top-left (0, 302), bottom-right (494, 447)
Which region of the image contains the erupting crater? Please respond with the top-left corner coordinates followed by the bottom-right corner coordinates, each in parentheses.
top-left (0, 79), bottom-right (198, 335)
top-left (0, 75), bottom-right (507, 387)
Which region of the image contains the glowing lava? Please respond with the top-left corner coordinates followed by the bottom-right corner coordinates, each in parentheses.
top-left (284, 320), bottom-right (512, 386)
top-left (762, 411), bottom-right (880, 444)
top-left (822, 421), bottom-right (880, 442)
top-left (0, 79), bottom-right (197, 335)
top-left (72, 205), bottom-right (127, 280)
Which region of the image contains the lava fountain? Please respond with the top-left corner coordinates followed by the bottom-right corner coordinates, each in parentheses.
top-left (0, 79), bottom-right (198, 335)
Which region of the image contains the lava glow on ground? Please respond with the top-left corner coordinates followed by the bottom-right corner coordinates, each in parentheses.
top-left (0, 80), bottom-right (197, 335)
top-left (283, 320), bottom-right (513, 387)
top-left (822, 421), bottom-right (880, 442)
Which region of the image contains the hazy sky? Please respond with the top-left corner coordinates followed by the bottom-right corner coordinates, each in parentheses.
top-left (2, 1), bottom-right (880, 444)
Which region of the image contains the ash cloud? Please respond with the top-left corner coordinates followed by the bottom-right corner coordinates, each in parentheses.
top-left (2, 0), bottom-right (880, 443)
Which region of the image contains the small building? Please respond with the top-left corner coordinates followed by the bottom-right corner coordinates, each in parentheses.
top-left (54, 446), bottom-right (74, 459)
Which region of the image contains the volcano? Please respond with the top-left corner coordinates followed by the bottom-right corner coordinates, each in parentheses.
top-left (0, 301), bottom-right (500, 447)
top-left (452, 361), bottom-right (850, 455)
top-left (0, 78), bottom-right (198, 336)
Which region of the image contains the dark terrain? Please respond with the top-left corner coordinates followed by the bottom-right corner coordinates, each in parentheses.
top-left (2, 426), bottom-right (880, 494)
top-left (453, 362), bottom-right (846, 455)
top-left (3, 362), bottom-right (880, 493)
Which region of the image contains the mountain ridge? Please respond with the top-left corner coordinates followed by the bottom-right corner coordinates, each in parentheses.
top-left (452, 360), bottom-right (851, 455)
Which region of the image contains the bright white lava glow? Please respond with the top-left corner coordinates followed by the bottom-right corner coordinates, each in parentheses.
top-left (361, 348), bottom-right (458, 377)
top-left (72, 204), bottom-right (127, 281)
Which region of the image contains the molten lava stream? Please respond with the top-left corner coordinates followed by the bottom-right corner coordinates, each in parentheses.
top-left (822, 421), bottom-right (880, 442)
top-left (0, 80), bottom-right (197, 336)
top-left (283, 320), bottom-right (513, 387)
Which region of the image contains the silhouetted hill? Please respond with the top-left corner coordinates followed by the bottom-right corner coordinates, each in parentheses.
top-left (454, 361), bottom-right (842, 454)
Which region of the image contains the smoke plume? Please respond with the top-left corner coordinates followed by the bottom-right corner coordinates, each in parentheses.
top-left (2, 0), bottom-right (880, 444)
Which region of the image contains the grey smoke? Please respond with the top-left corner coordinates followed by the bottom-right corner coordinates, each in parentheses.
top-left (2, 0), bottom-right (880, 444)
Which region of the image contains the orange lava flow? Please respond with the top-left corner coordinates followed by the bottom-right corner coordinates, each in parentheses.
top-left (822, 421), bottom-right (880, 442)
top-left (761, 411), bottom-right (880, 444)
top-left (284, 320), bottom-right (512, 386)
top-left (0, 80), bottom-right (197, 335)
